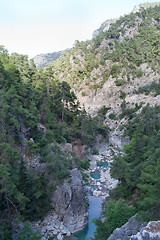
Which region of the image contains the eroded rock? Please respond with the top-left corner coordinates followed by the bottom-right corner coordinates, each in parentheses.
top-left (52, 168), bottom-right (88, 233)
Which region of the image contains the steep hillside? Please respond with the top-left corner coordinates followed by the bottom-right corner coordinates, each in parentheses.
top-left (1, 3), bottom-right (160, 240)
top-left (47, 5), bottom-right (160, 118)
top-left (93, 2), bottom-right (160, 37)
top-left (0, 48), bottom-right (110, 239)
top-left (34, 51), bottom-right (62, 68)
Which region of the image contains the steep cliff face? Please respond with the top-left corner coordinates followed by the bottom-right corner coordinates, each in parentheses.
top-left (92, 18), bottom-right (117, 38)
top-left (46, 5), bottom-right (160, 122)
top-left (51, 168), bottom-right (88, 233)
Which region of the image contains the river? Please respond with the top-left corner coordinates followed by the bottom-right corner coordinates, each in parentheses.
top-left (65, 196), bottom-right (102, 240)
top-left (65, 146), bottom-right (119, 240)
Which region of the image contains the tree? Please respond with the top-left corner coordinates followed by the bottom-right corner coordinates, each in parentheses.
top-left (15, 221), bottom-right (42, 240)
top-left (93, 199), bottom-right (135, 240)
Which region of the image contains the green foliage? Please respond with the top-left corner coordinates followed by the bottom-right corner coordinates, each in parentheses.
top-left (119, 101), bottom-right (144, 119)
top-left (70, 109), bottom-right (109, 146)
top-left (136, 68), bottom-right (143, 77)
top-left (0, 47), bottom-right (98, 228)
top-left (110, 64), bottom-right (121, 78)
top-left (115, 79), bottom-right (125, 86)
top-left (93, 199), bottom-right (135, 239)
top-left (120, 91), bottom-right (126, 99)
top-left (135, 80), bottom-right (160, 96)
top-left (109, 112), bottom-right (116, 120)
top-left (92, 148), bottom-right (99, 155)
top-left (15, 221), bottom-right (42, 240)
top-left (0, 221), bottom-right (13, 240)
top-left (111, 105), bottom-right (160, 216)
top-left (98, 106), bottom-right (111, 117)
top-left (42, 144), bottom-right (70, 180)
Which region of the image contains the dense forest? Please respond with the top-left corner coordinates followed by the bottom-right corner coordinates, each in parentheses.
top-left (0, 46), bottom-right (108, 239)
top-left (94, 104), bottom-right (160, 239)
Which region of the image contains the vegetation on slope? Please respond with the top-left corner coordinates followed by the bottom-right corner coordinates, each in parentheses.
top-left (94, 104), bottom-right (160, 239)
top-left (1, 4), bottom-right (160, 239)
top-left (0, 46), bottom-right (109, 238)
top-left (46, 5), bottom-right (160, 96)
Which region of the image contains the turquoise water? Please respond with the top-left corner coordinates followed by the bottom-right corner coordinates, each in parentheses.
top-left (65, 158), bottom-right (108, 240)
top-left (97, 160), bottom-right (108, 168)
top-left (72, 196), bottom-right (102, 240)
top-left (90, 170), bottom-right (100, 179)
top-left (65, 196), bottom-right (102, 240)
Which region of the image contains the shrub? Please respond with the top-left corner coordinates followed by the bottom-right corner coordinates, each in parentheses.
top-left (109, 112), bottom-right (116, 119)
top-left (115, 79), bottom-right (125, 86)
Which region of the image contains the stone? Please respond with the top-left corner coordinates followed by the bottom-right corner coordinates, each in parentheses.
top-left (51, 168), bottom-right (88, 233)
top-left (131, 221), bottom-right (160, 240)
top-left (60, 143), bottom-right (72, 152)
top-left (97, 181), bottom-right (101, 186)
top-left (52, 229), bottom-right (58, 235)
top-left (93, 190), bottom-right (101, 197)
top-left (60, 225), bottom-right (68, 235)
top-left (57, 233), bottom-right (63, 240)
top-left (108, 215), bottom-right (147, 240)
top-left (66, 231), bottom-right (71, 236)
top-left (46, 225), bottom-right (55, 231)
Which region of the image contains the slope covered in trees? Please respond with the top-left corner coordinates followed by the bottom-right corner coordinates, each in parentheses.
top-left (0, 46), bottom-right (109, 238)
top-left (46, 5), bottom-right (160, 97)
top-left (93, 104), bottom-right (160, 239)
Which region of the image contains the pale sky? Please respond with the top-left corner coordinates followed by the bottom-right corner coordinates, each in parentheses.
top-left (0, 0), bottom-right (158, 57)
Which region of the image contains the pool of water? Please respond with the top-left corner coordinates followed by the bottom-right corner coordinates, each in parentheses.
top-left (90, 170), bottom-right (100, 179)
top-left (97, 160), bottom-right (108, 168)
top-left (65, 196), bottom-right (102, 240)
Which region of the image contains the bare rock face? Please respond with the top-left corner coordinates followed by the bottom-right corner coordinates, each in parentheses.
top-left (51, 168), bottom-right (88, 233)
top-left (107, 215), bottom-right (147, 240)
top-left (107, 218), bottom-right (160, 240)
top-left (132, 2), bottom-right (160, 13)
top-left (131, 221), bottom-right (160, 240)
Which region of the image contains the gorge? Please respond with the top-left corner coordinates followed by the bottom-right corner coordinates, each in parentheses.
top-left (0, 2), bottom-right (160, 240)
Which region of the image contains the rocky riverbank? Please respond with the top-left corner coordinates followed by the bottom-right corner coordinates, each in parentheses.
top-left (31, 168), bottom-right (88, 240)
top-left (85, 146), bottom-right (119, 199)
top-left (30, 130), bottom-right (127, 240)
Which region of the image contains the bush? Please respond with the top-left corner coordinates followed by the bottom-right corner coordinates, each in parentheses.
top-left (92, 148), bottom-right (99, 155)
top-left (110, 64), bottom-right (121, 78)
top-left (15, 221), bottom-right (42, 240)
top-left (136, 69), bottom-right (143, 77)
top-left (93, 199), bottom-right (135, 240)
top-left (109, 112), bottom-right (116, 119)
top-left (115, 79), bottom-right (125, 86)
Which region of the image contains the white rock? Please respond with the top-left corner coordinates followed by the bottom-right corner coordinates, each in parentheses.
top-left (57, 233), bottom-right (63, 240)
top-left (66, 231), bottom-right (71, 236)
top-left (46, 225), bottom-right (55, 231)
top-left (52, 229), bottom-right (58, 235)
top-left (97, 182), bottom-right (101, 186)
top-left (93, 190), bottom-right (102, 197)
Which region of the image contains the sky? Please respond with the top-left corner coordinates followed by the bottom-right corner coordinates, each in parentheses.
top-left (0, 0), bottom-right (158, 58)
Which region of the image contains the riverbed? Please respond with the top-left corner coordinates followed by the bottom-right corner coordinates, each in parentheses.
top-left (65, 196), bottom-right (102, 240)
top-left (65, 148), bottom-right (118, 240)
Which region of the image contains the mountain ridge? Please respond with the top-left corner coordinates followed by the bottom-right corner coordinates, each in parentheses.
top-left (34, 2), bottom-right (160, 69)
top-left (92, 1), bottom-right (160, 38)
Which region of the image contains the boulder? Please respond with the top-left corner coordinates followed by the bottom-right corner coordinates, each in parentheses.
top-left (131, 221), bottom-right (160, 240)
top-left (52, 168), bottom-right (88, 233)
top-left (108, 215), bottom-right (147, 240)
